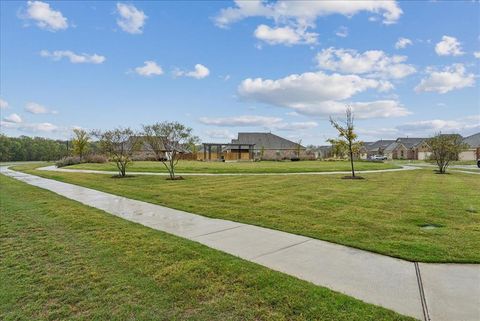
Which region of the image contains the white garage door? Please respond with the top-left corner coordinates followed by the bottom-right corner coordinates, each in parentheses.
top-left (417, 152), bottom-right (431, 160)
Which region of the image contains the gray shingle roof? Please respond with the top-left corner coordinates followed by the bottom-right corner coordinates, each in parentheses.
top-left (231, 132), bottom-right (305, 150)
top-left (384, 142), bottom-right (400, 153)
top-left (395, 137), bottom-right (426, 148)
top-left (463, 133), bottom-right (480, 148)
top-left (365, 140), bottom-right (396, 151)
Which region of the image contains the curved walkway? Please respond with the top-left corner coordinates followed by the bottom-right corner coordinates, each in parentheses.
top-left (2, 166), bottom-right (479, 321)
top-left (38, 164), bottom-right (421, 176)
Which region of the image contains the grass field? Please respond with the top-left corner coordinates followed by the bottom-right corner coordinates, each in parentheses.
top-left (0, 175), bottom-right (414, 321)
top-left (390, 159), bottom-right (478, 166)
top-left (15, 163), bottom-right (480, 263)
top-left (65, 160), bottom-right (400, 173)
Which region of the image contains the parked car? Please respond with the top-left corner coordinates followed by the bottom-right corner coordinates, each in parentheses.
top-left (370, 155), bottom-right (387, 161)
top-left (477, 159), bottom-right (480, 168)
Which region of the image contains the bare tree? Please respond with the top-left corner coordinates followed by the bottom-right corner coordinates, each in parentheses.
top-left (329, 107), bottom-right (363, 178)
top-left (142, 121), bottom-right (199, 180)
top-left (295, 139), bottom-right (302, 159)
top-left (427, 133), bottom-right (468, 174)
top-left (93, 127), bottom-right (141, 177)
top-left (72, 128), bottom-right (90, 160)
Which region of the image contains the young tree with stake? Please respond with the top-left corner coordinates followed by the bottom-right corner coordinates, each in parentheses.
top-left (329, 107), bottom-right (363, 178)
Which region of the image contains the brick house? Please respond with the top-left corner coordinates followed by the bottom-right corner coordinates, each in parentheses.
top-left (393, 138), bottom-right (431, 160)
top-left (200, 132), bottom-right (312, 161)
top-left (360, 140), bottom-right (396, 159)
top-left (361, 138), bottom-right (430, 160)
top-left (460, 133), bottom-right (480, 161)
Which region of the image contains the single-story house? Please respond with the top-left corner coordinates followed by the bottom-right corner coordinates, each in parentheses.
top-left (393, 138), bottom-right (430, 160)
top-left (200, 132), bottom-right (312, 161)
top-left (360, 140), bottom-right (396, 159)
top-left (459, 133), bottom-right (480, 161)
top-left (130, 136), bottom-right (192, 161)
top-left (316, 145), bottom-right (334, 159)
top-left (360, 138), bottom-right (430, 160)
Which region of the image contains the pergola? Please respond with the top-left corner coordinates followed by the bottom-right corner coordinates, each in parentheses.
top-left (202, 143), bottom-right (255, 161)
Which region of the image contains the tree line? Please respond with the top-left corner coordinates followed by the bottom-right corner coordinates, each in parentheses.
top-left (0, 134), bottom-right (71, 162)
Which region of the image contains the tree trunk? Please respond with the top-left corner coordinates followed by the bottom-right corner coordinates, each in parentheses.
top-left (349, 140), bottom-right (355, 177)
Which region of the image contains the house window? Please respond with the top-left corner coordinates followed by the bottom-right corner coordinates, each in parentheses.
top-left (401, 150), bottom-right (404, 157)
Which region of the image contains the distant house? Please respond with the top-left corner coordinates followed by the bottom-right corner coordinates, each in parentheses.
top-left (130, 136), bottom-right (191, 161)
top-left (361, 138), bottom-right (430, 160)
top-left (460, 133), bottom-right (480, 161)
top-left (316, 145), bottom-right (333, 159)
top-left (361, 140), bottom-right (396, 159)
top-left (394, 138), bottom-right (431, 160)
top-left (201, 132), bottom-right (311, 161)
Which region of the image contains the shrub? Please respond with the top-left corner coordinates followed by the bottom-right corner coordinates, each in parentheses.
top-left (56, 156), bottom-right (82, 167)
top-left (84, 154), bottom-right (108, 163)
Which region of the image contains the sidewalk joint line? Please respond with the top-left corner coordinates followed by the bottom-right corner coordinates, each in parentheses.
top-left (191, 225), bottom-right (244, 238)
top-left (414, 262), bottom-right (431, 321)
top-left (250, 239), bottom-right (312, 260)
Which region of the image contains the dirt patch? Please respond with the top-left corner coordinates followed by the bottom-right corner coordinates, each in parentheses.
top-left (110, 175), bottom-right (137, 179)
top-left (418, 223), bottom-right (444, 230)
top-left (341, 176), bottom-right (365, 180)
top-left (166, 176), bottom-right (184, 180)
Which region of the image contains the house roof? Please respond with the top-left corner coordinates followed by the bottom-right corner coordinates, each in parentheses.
top-left (395, 137), bottom-right (426, 148)
top-left (384, 142), bottom-right (400, 153)
top-left (463, 132), bottom-right (480, 148)
top-left (131, 136), bottom-right (189, 153)
top-left (231, 132), bottom-right (305, 150)
top-left (365, 140), bottom-right (396, 151)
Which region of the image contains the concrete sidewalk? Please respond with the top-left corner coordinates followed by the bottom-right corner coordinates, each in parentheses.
top-left (38, 164), bottom-right (420, 176)
top-left (2, 166), bottom-right (479, 321)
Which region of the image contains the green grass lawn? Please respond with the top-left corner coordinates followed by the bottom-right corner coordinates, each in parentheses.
top-left (15, 163), bottom-right (480, 263)
top-left (65, 160), bottom-right (399, 173)
top-left (390, 159), bottom-right (478, 166)
top-left (0, 175), bottom-right (414, 321)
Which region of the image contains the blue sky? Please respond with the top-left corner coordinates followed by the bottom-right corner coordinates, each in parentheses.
top-left (1, 0), bottom-right (479, 144)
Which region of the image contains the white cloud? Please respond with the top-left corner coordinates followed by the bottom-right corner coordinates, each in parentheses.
top-left (174, 64), bottom-right (210, 79)
top-left (134, 61), bottom-right (163, 77)
top-left (3, 113), bottom-right (22, 124)
top-left (358, 115), bottom-right (480, 140)
top-left (199, 115), bottom-right (282, 127)
top-left (239, 71), bottom-right (391, 105)
top-left (237, 71), bottom-right (410, 119)
top-left (335, 26), bottom-right (348, 38)
top-left (116, 3), bottom-right (147, 34)
top-left (316, 47), bottom-right (416, 79)
top-left (25, 102), bottom-right (57, 114)
top-left (0, 99), bottom-right (9, 109)
top-left (395, 37), bottom-right (412, 49)
top-left (396, 116), bottom-right (480, 135)
top-left (415, 64), bottom-right (475, 94)
top-left (24, 1), bottom-right (68, 31)
top-left (474, 51), bottom-right (480, 59)
top-left (20, 122), bottom-right (58, 132)
top-left (435, 36), bottom-right (464, 56)
top-left (205, 129), bottom-right (236, 140)
top-left (254, 24), bottom-right (317, 45)
top-left (200, 115), bottom-right (318, 131)
top-left (294, 100), bottom-right (410, 119)
top-left (215, 0), bottom-right (402, 27)
top-left (40, 50), bottom-right (106, 64)
top-left (274, 121), bottom-right (318, 131)
top-left (215, 1), bottom-right (401, 47)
